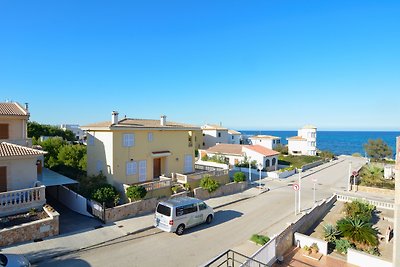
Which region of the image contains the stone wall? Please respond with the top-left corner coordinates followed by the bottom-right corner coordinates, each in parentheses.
top-left (301, 160), bottom-right (324, 171)
top-left (356, 185), bottom-right (395, 196)
top-left (105, 197), bottom-right (165, 223)
top-left (193, 182), bottom-right (247, 200)
top-left (0, 205), bottom-right (59, 247)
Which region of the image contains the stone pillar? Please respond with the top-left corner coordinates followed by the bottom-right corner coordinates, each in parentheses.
top-left (393, 136), bottom-right (400, 267)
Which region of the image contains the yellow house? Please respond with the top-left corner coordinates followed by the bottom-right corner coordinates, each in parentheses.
top-left (82, 112), bottom-right (201, 192)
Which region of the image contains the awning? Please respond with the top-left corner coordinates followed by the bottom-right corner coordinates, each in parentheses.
top-left (38, 168), bottom-right (79, 187)
top-left (151, 151), bottom-right (172, 158)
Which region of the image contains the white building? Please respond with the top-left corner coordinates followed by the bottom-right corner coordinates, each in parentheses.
top-left (249, 135), bottom-right (281, 149)
top-left (287, 125), bottom-right (317, 156)
top-left (200, 144), bottom-right (279, 171)
top-left (60, 124), bottom-right (84, 141)
top-left (201, 124), bottom-right (242, 148)
top-left (228, 129), bottom-right (242, 145)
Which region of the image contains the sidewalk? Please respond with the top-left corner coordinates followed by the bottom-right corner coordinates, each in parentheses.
top-left (0, 185), bottom-right (266, 264)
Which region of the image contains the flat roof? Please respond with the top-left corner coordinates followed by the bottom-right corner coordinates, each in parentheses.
top-left (38, 168), bottom-right (78, 187)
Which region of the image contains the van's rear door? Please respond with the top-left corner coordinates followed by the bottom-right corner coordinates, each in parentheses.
top-left (155, 203), bottom-right (171, 230)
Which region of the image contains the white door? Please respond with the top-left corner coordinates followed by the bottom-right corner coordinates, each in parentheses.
top-left (139, 160), bottom-right (147, 182)
top-left (184, 155), bottom-right (193, 173)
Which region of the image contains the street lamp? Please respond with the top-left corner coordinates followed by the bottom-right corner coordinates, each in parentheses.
top-left (348, 161), bottom-right (352, 191)
top-left (258, 162), bottom-right (263, 190)
top-left (298, 169), bottom-right (302, 213)
top-left (248, 156), bottom-right (252, 184)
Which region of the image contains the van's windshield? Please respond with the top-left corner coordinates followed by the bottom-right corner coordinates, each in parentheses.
top-left (156, 204), bottom-right (171, 216)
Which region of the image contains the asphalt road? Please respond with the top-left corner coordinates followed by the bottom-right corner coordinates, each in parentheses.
top-left (36, 156), bottom-right (366, 267)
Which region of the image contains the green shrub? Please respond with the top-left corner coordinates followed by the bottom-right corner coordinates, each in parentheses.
top-left (184, 183), bottom-right (191, 191)
top-left (352, 153), bottom-right (362, 157)
top-left (279, 165), bottom-right (295, 173)
top-left (318, 150), bottom-right (335, 160)
top-left (126, 185), bottom-right (147, 201)
top-left (250, 234), bottom-right (270, 245)
top-left (171, 185), bottom-right (181, 194)
top-left (91, 184), bottom-right (120, 208)
top-left (343, 200), bottom-right (375, 223)
top-left (200, 175), bottom-right (220, 193)
top-left (323, 224), bottom-right (341, 243)
top-left (336, 218), bottom-right (378, 247)
top-left (310, 243), bottom-right (319, 253)
top-left (335, 239), bottom-right (352, 254)
top-left (233, 172), bottom-right (246, 183)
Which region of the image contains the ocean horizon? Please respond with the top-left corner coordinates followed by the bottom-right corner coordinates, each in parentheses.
top-left (240, 130), bottom-right (400, 157)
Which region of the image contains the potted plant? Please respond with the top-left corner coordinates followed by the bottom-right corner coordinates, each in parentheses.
top-left (310, 243), bottom-right (319, 254)
top-left (303, 245), bottom-right (311, 255)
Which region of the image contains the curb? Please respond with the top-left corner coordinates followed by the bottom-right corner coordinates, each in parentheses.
top-left (30, 188), bottom-right (269, 264)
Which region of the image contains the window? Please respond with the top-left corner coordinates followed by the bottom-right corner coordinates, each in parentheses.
top-left (148, 132), bottom-right (153, 142)
top-left (199, 202), bottom-right (207, 211)
top-left (202, 142), bottom-right (205, 146)
top-left (139, 160), bottom-right (147, 182)
top-left (156, 204), bottom-right (171, 216)
top-left (218, 132), bottom-right (221, 138)
top-left (272, 158), bottom-right (276, 166)
top-left (123, 133), bottom-right (134, 147)
top-left (0, 124), bottom-right (9, 139)
top-left (88, 134), bottom-right (95, 146)
top-left (176, 204), bottom-right (198, 216)
top-left (277, 140), bottom-right (281, 144)
top-left (232, 136), bottom-right (234, 140)
top-left (265, 159), bottom-right (270, 167)
top-left (126, 161), bottom-right (137, 176)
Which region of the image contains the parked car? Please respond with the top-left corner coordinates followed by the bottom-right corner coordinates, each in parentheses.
top-left (0, 254), bottom-right (30, 267)
top-left (154, 196), bottom-right (214, 235)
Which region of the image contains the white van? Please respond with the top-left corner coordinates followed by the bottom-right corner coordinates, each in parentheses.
top-left (154, 197), bottom-right (214, 235)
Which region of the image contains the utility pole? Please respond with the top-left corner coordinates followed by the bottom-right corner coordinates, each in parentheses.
top-left (298, 169), bottom-right (302, 213)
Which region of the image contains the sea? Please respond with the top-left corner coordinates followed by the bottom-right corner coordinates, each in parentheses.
top-left (240, 131), bottom-right (400, 157)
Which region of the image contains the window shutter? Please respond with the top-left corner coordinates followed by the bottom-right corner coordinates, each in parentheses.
top-left (0, 124), bottom-right (9, 139)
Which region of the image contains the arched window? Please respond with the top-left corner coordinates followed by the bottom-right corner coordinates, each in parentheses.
top-left (272, 158), bottom-right (276, 166)
top-left (265, 159), bottom-right (270, 167)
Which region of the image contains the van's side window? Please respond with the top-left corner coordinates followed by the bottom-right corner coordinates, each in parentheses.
top-left (199, 202), bottom-right (207, 211)
top-left (176, 204), bottom-right (197, 216)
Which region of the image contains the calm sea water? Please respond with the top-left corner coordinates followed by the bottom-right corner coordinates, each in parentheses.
top-left (240, 131), bottom-right (400, 157)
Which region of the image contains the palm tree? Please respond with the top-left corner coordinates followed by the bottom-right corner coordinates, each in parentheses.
top-left (337, 218), bottom-right (378, 246)
top-left (323, 224), bottom-right (341, 243)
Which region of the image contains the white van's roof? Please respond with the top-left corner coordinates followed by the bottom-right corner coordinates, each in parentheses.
top-left (161, 197), bottom-right (202, 207)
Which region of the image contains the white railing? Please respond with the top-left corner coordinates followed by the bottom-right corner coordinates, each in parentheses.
top-left (0, 186), bottom-right (46, 217)
top-left (175, 169), bottom-right (228, 184)
top-left (0, 138), bottom-right (32, 147)
top-left (336, 194), bottom-right (394, 210)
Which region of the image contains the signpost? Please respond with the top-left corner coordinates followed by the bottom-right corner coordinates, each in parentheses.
top-left (293, 184), bottom-right (299, 215)
top-left (298, 170), bottom-right (302, 213)
top-left (312, 178), bottom-right (317, 204)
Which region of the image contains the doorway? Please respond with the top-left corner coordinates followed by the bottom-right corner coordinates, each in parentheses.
top-left (0, 166), bottom-right (7, 192)
top-left (153, 158), bottom-right (161, 179)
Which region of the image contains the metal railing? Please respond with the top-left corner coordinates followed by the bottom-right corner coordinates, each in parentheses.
top-left (201, 249), bottom-right (269, 267)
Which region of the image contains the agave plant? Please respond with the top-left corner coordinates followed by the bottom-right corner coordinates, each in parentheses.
top-left (323, 224), bottom-right (341, 243)
top-left (337, 218), bottom-right (378, 246)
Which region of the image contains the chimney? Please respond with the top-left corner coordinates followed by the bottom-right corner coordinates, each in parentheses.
top-left (24, 102), bottom-right (29, 111)
top-left (111, 111), bottom-right (119, 124)
top-left (160, 115), bottom-right (167, 126)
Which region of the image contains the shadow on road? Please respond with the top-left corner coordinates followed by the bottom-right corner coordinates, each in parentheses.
top-left (36, 257), bottom-right (91, 267)
top-left (185, 209), bottom-right (243, 234)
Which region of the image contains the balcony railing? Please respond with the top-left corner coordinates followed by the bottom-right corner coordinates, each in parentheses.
top-left (0, 138), bottom-right (32, 147)
top-left (175, 169), bottom-right (229, 184)
top-left (201, 249), bottom-right (268, 267)
top-left (0, 186), bottom-right (46, 217)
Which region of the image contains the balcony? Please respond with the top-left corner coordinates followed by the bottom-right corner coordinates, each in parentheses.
top-left (0, 138), bottom-right (32, 147)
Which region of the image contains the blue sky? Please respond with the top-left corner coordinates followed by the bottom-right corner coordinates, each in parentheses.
top-left (0, 1), bottom-right (399, 130)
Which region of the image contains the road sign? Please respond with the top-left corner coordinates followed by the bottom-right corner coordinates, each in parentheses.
top-left (293, 184), bottom-right (299, 191)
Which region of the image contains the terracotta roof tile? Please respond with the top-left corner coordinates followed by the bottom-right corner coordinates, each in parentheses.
top-left (206, 144), bottom-right (244, 155)
top-left (250, 135), bottom-right (280, 140)
top-left (0, 142), bottom-right (47, 157)
top-left (287, 136), bottom-right (307, 141)
top-left (228, 129), bottom-right (241, 135)
top-left (244, 145), bottom-right (279, 157)
top-left (0, 102), bottom-right (28, 116)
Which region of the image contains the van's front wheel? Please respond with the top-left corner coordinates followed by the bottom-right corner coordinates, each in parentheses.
top-left (206, 215), bottom-right (213, 224)
top-left (176, 224), bottom-right (185, 235)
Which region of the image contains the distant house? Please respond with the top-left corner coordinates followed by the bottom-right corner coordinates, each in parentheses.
top-left (287, 125), bottom-right (317, 156)
top-left (249, 135), bottom-right (281, 149)
top-left (60, 124), bottom-right (84, 141)
top-left (201, 124), bottom-right (242, 148)
top-left (200, 143), bottom-right (279, 171)
top-left (82, 112), bottom-right (201, 192)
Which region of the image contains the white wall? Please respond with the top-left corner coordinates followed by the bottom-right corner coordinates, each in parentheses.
top-left (228, 134), bottom-right (241, 144)
top-left (243, 147), bottom-right (278, 171)
top-left (294, 232), bottom-right (328, 255)
top-left (0, 157), bottom-right (38, 191)
top-left (347, 248), bottom-right (391, 267)
top-left (202, 129), bottom-right (229, 148)
top-left (47, 186), bottom-right (94, 217)
top-left (204, 152), bottom-right (243, 166)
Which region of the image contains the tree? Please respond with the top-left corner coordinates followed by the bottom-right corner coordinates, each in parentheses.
top-left (57, 144), bottom-right (87, 170)
top-left (363, 138), bottom-right (392, 161)
top-left (336, 218), bottom-right (378, 247)
top-left (91, 184), bottom-right (120, 208)
top-left (274, 144), bottom-right (288, 155)
top-left (126, 185), bottom-right (147, 201)
top-left (28, 121), bottom-right (76, 141)
top-left (40, 137), bottom-right (67, 168)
